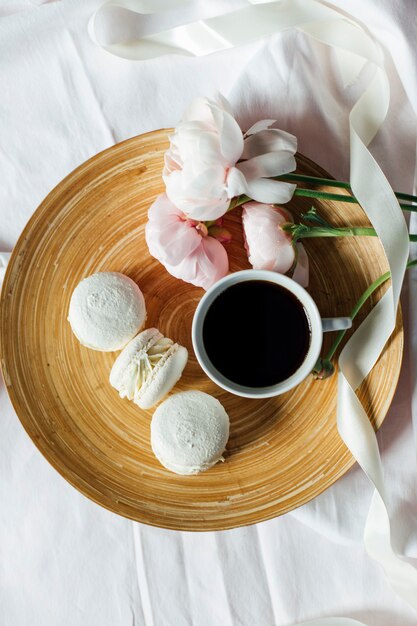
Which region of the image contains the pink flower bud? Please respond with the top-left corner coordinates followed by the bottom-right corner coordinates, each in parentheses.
top-left (242, 201), bottom-right (296, 274)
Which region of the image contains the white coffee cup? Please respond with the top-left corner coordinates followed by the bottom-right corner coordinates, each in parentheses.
top-left (192, 270), bottom-right (352, 399)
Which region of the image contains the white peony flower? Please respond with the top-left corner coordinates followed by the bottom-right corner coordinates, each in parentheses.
top-left (163, 94), bottom-right (297, 221)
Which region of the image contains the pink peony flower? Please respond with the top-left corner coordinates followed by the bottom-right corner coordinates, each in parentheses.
top-left (163, 94), bottom-right (297, 222)
top-left (145, 193), bottom-right (229, 291)
top-left (242, 201), bottom-right (309, 286)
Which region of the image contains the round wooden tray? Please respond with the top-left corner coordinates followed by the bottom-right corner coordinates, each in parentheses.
top-left (0, 130), bottom-right (402, 531)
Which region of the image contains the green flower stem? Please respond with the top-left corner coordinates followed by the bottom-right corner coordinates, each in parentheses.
top-left (292, 187), bottom-right (415, 211)
top-left (286, 223), bottom-right (417, 243)
top-left (294, 187), bottom-right (357, 204)
top-left (229, 189), bottom-right (416, 213)
top-left (294, 225), bottom-right (377, 239)
top-left (313, 258), bottom-right (417, 378)
top-left (278, 173), bottom-right (417, 205)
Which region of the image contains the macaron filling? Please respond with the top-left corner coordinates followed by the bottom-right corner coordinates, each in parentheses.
top-left (110, 327), bottom-right (189, 410)
top-left (135, 337), bottom-right (178, 396)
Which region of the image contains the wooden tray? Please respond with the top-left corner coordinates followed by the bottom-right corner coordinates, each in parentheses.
top-left (0, 130), bottom-right (402, 531)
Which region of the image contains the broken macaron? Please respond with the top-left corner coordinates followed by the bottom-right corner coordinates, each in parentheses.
top-left (109, 328), bottom-right (188, 409)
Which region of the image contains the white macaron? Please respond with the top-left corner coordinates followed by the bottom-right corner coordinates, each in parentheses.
top-left (150, 391), bottom-right (230, 475)
top-left (110, 328), bottom-right (188, 410)
top-left (68, 272), bottom-right (146, 352)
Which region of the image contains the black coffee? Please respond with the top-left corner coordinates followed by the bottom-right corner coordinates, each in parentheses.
top-left (202, 280), bottom-right (311, 388)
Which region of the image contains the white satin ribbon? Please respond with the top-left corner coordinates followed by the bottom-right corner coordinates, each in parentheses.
top-left (0, 252), bottom-right (10, 285)
top-left (92, 0), bottom-right (417, 621)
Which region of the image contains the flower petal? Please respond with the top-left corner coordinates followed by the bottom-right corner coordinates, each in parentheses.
top-left (216, 92), bottom-right (234, 116)
top-left (164, 236), bottom-right (229, 291)
top-left (242, 200), bottom-right (292, 223)
top-left (244, 119), bottom-right (276, 136)
top-left (292, 243), bottom-right (309, 287)
top-left (197, 237), bottom-right (229, 287)
top-left (209, 103), bottom-right (244, 165)
top-left (242, 129), bottom-right (297, 160)
top-left (225, 166), bottom-right (248, 198)
top-left (182, 97), bottom-right (214, 126)
top-left (182, 163), bottom-right (226, 196)
top-left (237, 151), bottom-right (296, 180)
top-left (198, 132), bottom-right (223, 165)
top-left (146, 194), bottom-right (201, 266)
top-left (244, 178), bottom-right (296, 204)
top-left (165, 163), bottom-right (230, 221)
top-left (148, 192), bottom-right (183, 220)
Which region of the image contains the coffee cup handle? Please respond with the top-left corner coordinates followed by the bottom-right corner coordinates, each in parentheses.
top-left (321, 317), bottom-right (352, 332)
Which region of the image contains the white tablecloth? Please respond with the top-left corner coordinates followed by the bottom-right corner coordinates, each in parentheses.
top-left (1, 1), bottom-right (417, 624)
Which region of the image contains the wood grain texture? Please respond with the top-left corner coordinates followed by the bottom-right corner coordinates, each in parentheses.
top-left (0, 129), bottom-right (403, 531)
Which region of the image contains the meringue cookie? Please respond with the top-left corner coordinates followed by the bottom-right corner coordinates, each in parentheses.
top-left (110, 328), bottom-right (188, 409)
top-left (151, 391), bottom-right (230, 475)
top-left (68, 272), bottom-right (146, 352)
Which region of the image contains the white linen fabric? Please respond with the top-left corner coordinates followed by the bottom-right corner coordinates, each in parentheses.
top-left (0, 253), bottom-right (10, 283)
top-left (1, 1), bottom-right (417, 625)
